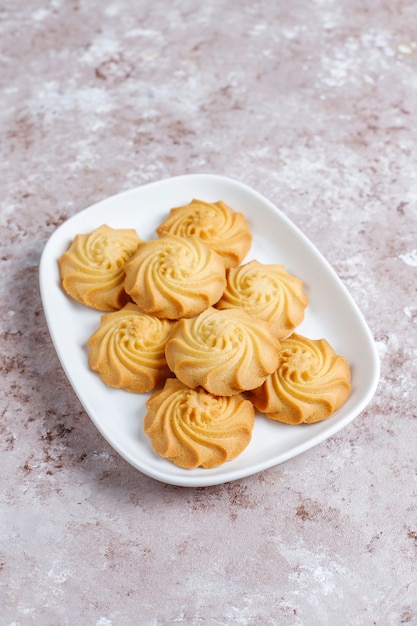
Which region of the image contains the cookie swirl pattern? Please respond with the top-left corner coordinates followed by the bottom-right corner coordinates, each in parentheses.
top-left (165, 307), bottom-right (281, 396)
top-left (88, 303), bottom-right (175, 393)
top-left (58, 224), bottom-right (141, 311)
top-left (144, 378), bottom-right (255, 468)
top-left (123, 234), bottom-right (226, 319)
top-left (156, 199), bottom-right (252, 267)
top-left (248, 333), bottom-right (351, 424)
top-left (216, 260), bottom-right (308, 338)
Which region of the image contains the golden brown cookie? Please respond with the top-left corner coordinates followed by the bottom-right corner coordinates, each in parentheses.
top-left (156, 199), bottom-right (252, 267)
top-left (216, 260), bottom-right (309, 338)
top-left (144, 378), bottom-right (255, 468)
top-left (165, 307), bottom-right (281, 396)
top-left (123, 234), bottom-right (227, 319)
top-left (58, 224), bottom-right (141, 311)
top-left (87, 303), bottom-right (175, 393)
top-left (248, 333), bottom-right (351, 424)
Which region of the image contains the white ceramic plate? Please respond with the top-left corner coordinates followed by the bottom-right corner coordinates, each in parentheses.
top-left (39, 174), bottom-right (380, 487)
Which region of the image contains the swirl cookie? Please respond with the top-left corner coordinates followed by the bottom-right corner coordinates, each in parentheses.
top-left (87, 303), bottom-right (175, 393)
top-left (123, 234), bottom-right (227, 319)
top-left (144, 378), bottom-right (255, 468)
top-left (165, 307), bottom-right (281, 396)
top-left (216, 260), bottom-right (308, 339)
top-left (58, 224), bottom-right (141, 311)
top-left (156, 199), bottom-right (252, 267)
top-left (248, 333), bottom-right (351, 424)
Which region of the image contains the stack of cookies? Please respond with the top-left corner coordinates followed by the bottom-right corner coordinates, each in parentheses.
top-left (58, 198), bottom-right (351, 470)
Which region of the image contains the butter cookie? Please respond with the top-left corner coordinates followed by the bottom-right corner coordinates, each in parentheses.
top-left (88, 303), bottom-right (175, 393)
top-left (123, 234), bottom-right (226, 319)
top-left (165, 307), bottom-right (281, 396)
top-left (58, 224), bottom-right (141, 311)
top-left (144, 378), bottom-right (255, 468)
top-left (216, 260), bottom-right (308, 338)
top-left (248, 333), bottom-right (351, 424)
top-left (156, 198), bottom-right (252, 267)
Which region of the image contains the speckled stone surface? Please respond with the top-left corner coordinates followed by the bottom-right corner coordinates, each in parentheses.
top-left (1, 1), bottom-right (417, 624)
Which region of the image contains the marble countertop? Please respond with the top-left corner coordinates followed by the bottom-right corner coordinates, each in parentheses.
top-left (1, 1), bottom-right (417, 624)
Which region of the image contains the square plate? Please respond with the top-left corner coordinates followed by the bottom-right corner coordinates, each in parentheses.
top-left (39, 174), bottom-right (380, 487)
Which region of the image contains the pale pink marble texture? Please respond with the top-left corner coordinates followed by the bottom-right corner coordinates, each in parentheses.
top-left (1, 1), bottom-right (417, 624)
